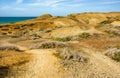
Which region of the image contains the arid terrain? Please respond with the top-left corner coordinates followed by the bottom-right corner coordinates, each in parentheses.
top-left (0, 12), bottom-right (120, 78)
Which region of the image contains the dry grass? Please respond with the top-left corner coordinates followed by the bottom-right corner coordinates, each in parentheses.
top-left (79, 36), bottom-right (120, 51)
top-left (0, 51), bottom-right (33, 67)
top-left (53, 47), bottom-right (88, 66)
top-left (30, 41), bottom-right (68, 49)
top-left (105, 48), bottom-right (120, 62)
top-left (0, 43), bottom-right (26, 52)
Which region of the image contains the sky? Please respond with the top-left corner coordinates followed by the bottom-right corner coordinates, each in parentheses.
top-left (0, 0), bottom-right (120, 17)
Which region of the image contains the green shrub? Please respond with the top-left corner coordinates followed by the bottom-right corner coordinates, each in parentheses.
top-left (105, 30), bottom-right (120, 37)
top-left (100, 20), bottom-right (112, 24)
top-left (30, 41), bottom-right (68, 49)
top-left (14, 26), bottom-right (20, 29)
top-left (53, 37), bottom-right (71, 42)
top-left (105, 48), bottom-right (120, 62)
top-left (0, 44), bottom-right (24, 52)
top-left (113, 52), bottom-right (120, 62)
top-left (79, 32), bottom-right (90, 38)
top-left (45, 29), bottom-right (52, 33)
top-left (54, 48), bottom-right (88, 63)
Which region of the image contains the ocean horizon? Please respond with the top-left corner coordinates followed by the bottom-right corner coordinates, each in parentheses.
top-left (0, 17), bottom-right (36, 24)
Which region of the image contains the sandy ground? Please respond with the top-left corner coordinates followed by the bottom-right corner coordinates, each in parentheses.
top-left (5, 49), bottom-right (65, 78)
top-left (4, 48), bottom-right (120, 78)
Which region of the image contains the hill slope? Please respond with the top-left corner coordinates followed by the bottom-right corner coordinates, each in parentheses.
top-left (0, 12), bottom-right (120, 78)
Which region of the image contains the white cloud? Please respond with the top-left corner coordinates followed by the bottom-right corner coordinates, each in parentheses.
top-left (101, 1), bottom-right (120, 4)
top-left (64, 4), bottom-right (83, 7)
top-left (16, 0), bottom-right (23, 4)
top-left (0, 5), bottom-right (26, 11)
top-left (28, 0), bottom-right (64, 6)
top-left (28, 3), bottom-right (42, 6)
top-left (1, 5), bottom-right (10, 10)
top-left (28, 0), bottom-right (84, 8)
top-left (13, 7), bottom-right (26, 11)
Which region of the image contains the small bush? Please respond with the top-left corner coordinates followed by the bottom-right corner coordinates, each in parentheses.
top-left (53, 34), bottom-right (88, 42)
top-left (113, 52), bottom-right (120, 62)
top-left (21, 24), bottom-right (27, 27)
top-left (14, 26), bottom-right (20, 29)
top-left (53, 37), bottom-right (71, 42)
top-left (79, 32), bottom-right (90, 38)
top-left (100, 20), bottom-right (112, 24)
top-left (45, 29), bottom-right (52, 33)
top-left (30, 41), bottom-right (68, 49)
top-left (54, 48), bottom-right (88, 63)
top-left (28, 34), bottom-right (41, 40)
top-left (105, 48), bottom-right (120, 62)
top-left (105, 30), bottom-right (120, 37)
top-left (0, 44), bottom-right (25, 52)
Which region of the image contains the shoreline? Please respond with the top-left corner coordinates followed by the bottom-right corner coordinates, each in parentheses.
top-left (0, 17), bottom-right (36, 25)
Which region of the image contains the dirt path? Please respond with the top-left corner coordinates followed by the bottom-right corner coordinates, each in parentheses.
top-left (6, 49), bottom-right (65, 78)
top-left (26, 49), bottom-right (63, 78)
top-left (5, 48), bottom-right (120, 78)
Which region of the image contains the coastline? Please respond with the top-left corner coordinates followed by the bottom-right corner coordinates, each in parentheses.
top-left (0, 17), bottom-right (36, 24)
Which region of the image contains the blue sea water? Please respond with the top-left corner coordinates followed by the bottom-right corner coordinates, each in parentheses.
top-left (0, 17), bottom-right (36, 24)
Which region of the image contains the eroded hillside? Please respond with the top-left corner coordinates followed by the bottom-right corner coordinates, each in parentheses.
top-left (0, 12), bottom-right (120, 38)
top-left (0, 12), bottom-right (120, 78)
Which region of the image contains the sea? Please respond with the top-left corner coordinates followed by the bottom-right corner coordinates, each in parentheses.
top-left (0, 17), bottom-right (36, 24)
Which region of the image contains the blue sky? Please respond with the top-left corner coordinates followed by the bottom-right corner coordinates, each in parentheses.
top-left (0, 0), bottom-right (120, 17)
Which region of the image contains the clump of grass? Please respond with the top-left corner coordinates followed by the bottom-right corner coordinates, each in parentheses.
top-left (45, 29), bottom-right (52, 33)
top-left (30, 41), bottom-right (68, 49)
top-left (53, 47), bottom-right (88, 63)
top-left (28, 34), bottom-right (41, 40)
top-left (100, 20), bottom-right (112, 24)
top-left (0, 44), bottom-right (25, 52)
top-left (79, 32), bottom-right (90, 38)
top-left (113, 52), bottom-right (120, 62)
top-left (105, 30), bottom-right (120, 37)
top-left (53, 33), bottom-right (90, 42)
top-left (53, 37), bottom-right (71, 42)
top-left (14, 26), bottom-right (20, 29)
top-left (105, 48), bottom-right (120, 62)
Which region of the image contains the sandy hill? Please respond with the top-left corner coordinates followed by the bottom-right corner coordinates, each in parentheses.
top-left (0, 12), bottom-right (120, 38)
top-left (0, 12), bottom-right (120, 78)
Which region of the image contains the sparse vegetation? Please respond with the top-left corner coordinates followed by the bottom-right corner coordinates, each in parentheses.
top-left (0, 51), bottom-right (33, 67)
top-left (45, 29), bottom-right (52, 33)
top-left (113, 52), bottom-right (120, 62)
top-left (105, 30), bottom-right (120, 37)
top-left (79, 32), bottom-right (90, 38)
top-left (53, 37), bottom-right (71, 42)
top-left (0, 12), bottom-right (120, 78)
top-left (100, 20), bottom-right (112, 24)
top-left (14, 26), bottom-right (20, 29)
top-left (28, 34), bottom-right (41, 40)
top-left (0, 44), bottom-right (25, 52)
top-left (54, 47), bottom-right (88, 63)
top-left (105, 48), bottom-right (120, 62)
top-left (30, 41), bottom-right (68, 49)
